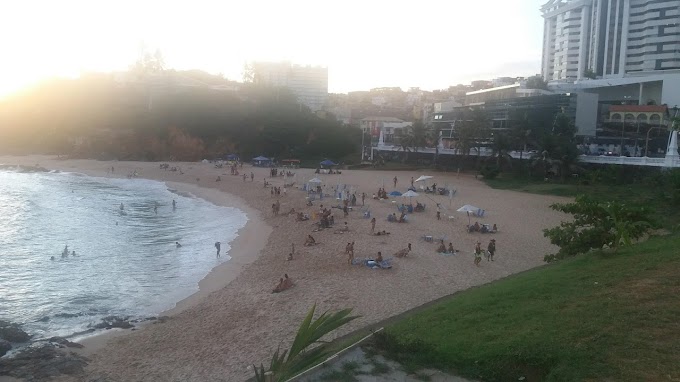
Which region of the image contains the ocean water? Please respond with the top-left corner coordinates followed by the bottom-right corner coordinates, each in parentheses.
top-left (0, 169), bottom-right (247, 341)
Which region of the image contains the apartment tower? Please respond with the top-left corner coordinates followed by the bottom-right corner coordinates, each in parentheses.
top-left (542, 0), bottom-right (680, 82)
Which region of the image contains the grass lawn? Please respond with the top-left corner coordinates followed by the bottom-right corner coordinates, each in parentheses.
top-left (484, 176), bottom-right (680, 229)
top-left (371, 234), bottom-right (680, 381)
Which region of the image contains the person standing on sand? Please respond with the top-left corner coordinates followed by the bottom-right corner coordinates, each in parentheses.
top-left (474, 242), bottom-right (482, 266)
top-left (215, 242), bottom-right (221, 257)
top-left (487, 239), bottom-right (496, 261)
top-left (393, 176), bottom-right (398, 188)
top-left (410, 177), bottom-right (414, 187)
top-left (250, 172), bottom-right (254, 182)
top-left (370, 217), bottom-right (376, 234)
top-left (361, 192), bottom-right (366, 206)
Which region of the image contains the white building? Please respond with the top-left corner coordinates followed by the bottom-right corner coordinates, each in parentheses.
top-left (252, 62), bottom-right (328, 111)
top-left (541, 0), bottom-right (680, 81)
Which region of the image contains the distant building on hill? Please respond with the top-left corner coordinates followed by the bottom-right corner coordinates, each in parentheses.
top-left (252, 61), bottom-right (328, 112)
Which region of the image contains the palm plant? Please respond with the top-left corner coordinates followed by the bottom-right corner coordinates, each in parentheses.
top-left (489, 132), bottom-right (513, 169)
top-left (253, 304), bottom-right (359, 382)
top-left (604, 203), bottom-right (652, 252)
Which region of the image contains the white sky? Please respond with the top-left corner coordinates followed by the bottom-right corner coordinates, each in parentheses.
top-left (0, 0), bottom-right (546, 96)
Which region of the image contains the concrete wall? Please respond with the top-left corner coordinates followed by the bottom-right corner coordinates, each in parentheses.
top-left (661, 77), bottom-right (680, 108)
top-left (576, 92), bottom-right (598, 136)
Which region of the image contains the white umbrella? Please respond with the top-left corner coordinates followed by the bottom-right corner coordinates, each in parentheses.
top-left (457, 204), bottom-right (481, 226)
top-left (456, 204), bottom-right (480, 213)
top-left (308, 178), bottom-right (322, 184)
top-left (415, 175), bottom-right (433, 182)
top-left (401, 190), bottom-right (419, 205)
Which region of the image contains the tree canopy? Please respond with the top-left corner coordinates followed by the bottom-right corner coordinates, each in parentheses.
top-left (0, 73), bottom-right (360, 161)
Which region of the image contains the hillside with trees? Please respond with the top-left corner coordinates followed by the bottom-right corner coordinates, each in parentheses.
top-left (0, 72), bottom-right (360, 162)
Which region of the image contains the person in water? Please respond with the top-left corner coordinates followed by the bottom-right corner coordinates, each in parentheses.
top-left (50, 256), bottom-right (55, 261)
top-left (62, 245), bottom-right (69, 257)
top-left (176, 242), bottom-right (182, 248)
top-left (120, 203), bottom-right (124, 211)
top-left (172, 199), bottom-right (177, 210)
top-left (215, 242), bottom-right (221, 257)
top-left (71, 251), bottom-right (76, 256)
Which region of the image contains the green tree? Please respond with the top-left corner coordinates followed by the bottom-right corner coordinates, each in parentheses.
top-left (531, 113), bottom-right (580, 180)
top-left (543, 196), bottom-right (655, 262)
top-left (583, 68), bottom-right (597, 79)
top-left (253, 305), bottom-right (359, 382)
top-left (488, 132), bottom-right (513, 169)
top-left (525, 75), bottom-right (548, 90)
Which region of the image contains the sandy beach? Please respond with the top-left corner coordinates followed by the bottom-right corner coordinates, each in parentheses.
top-left (0, 156), bottom-right (570, 382)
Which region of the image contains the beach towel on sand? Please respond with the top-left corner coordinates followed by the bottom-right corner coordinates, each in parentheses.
top-left (352, 258), bottom-right (393, 269)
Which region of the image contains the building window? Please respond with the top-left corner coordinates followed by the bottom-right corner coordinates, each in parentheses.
top-left (625, 113), bottom-right (636, 122)
top-left (650, 114), bottom-right (661, 124)
top-left (637, 114), bottom-right (648, 123)
top-left (611, 113), bottom-right (622, 121)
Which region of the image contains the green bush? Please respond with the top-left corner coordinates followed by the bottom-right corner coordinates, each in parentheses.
top-left (480, 165), bottom-right (500, 180)
top-left (543, 195), bottom-right (655, 262)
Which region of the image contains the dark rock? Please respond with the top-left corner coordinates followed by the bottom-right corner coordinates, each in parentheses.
top-left (0, 344), bottom-right (88, 380)
top-left (47, 337), bottom-right (84, 349)
top-left (0, 320), bottom-right (30, 343)
top-left (0, 339), bottom-right (11, 357)
top-left (92, 316), bottom-right (134, 330)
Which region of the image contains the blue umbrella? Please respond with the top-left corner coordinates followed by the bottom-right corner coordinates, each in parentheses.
top-left (319, 159), bottom-right (337, 167)
top-left (253, 156), bottom-right (269, 161)
top-left (389, 191), bottom-right (402, 196)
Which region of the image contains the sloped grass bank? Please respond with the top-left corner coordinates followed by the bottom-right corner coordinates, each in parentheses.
top-left (372, 235), bottom-right (680, 381)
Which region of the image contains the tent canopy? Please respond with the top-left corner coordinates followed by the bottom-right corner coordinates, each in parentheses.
top-left (415, 175), bottom-right (433, 182)
top-left (457, 204), bottom-right (481, 213)
top-left (253, 156), bottom-right (270, 161)
top-left (319, 159), bottom-right (337, 167)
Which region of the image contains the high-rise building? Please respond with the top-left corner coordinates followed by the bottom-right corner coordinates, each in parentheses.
top-left (541, 0), bottom-right (680, 82)
top-left (252, 62), bottom-right (328, 111)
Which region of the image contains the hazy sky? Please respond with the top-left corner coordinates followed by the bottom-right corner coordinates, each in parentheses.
top-left (1, 0), bottom-right (546, 96)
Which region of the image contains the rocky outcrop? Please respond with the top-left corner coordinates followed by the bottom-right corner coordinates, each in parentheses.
top-left (0, 339), bottom-right (11, 357)
top-left (0, 344), bottom-right (88, 381)
top-left (0, 320), bottom-right (30, 343)
top-left (47, 337), bottom-right (84, 349)
top-left (92, 316), bottom-right (134, 330)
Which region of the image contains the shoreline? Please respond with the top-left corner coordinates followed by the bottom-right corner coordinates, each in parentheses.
top-left (0, 155), bottom-right (570, 382)
top-left (0, 162), bottom-right (272, 357)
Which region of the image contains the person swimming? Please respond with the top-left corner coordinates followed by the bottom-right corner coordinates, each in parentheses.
top-left (71, 251), bottom-right (76, 256)
top-left (50, 256), bottom-right (55, 261)
top-left (176, 242), bottom-right (182, 248)
top-left (120, 203), bottom-right (124, 211)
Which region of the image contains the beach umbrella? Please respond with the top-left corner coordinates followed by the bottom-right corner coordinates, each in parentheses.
top-left (457, 204), bottom-right (481, 226)
top-left (389, 191), bottom-right (402, 196)
top-left (253, 156), bottom-right (269, 161)
top-left (415, 175), bottom-right (433, 182)
top-left (319, 159), bottom-right (337, 167)
top-left (401, 190), bottom-right (419, 204)
top-left (308, 178), bottom-right (323, 184)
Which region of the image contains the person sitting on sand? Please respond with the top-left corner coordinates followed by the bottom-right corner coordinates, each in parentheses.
top-left (473, 222), bottom-right (481, 232)
top-left (374, 230), bottom-right (391, 236)
top-left (491, 224), bottom-right (498, 233)
top-left (447, 243), bottom-right (455, 254)
top-left (437, 240), bottom-right (446, 253)
top-left (394, 243), bottom-right (412, 258)
top-left (304, 235), bottom-right (317, 246)
top-left (287, 252), bottom-right (293, 261)
top-left (398, 212), bottom-right (406, 223)
top-left (376, 251), bottom-right (384, 263)
top-left (335, 222), bottom-right (349, 233)
top-left (216, 176), bottom-right (221, 182)
top-left (282, 274), bottom-right (293, 289)
top-left (272, 278), bottom-right (285, 293)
